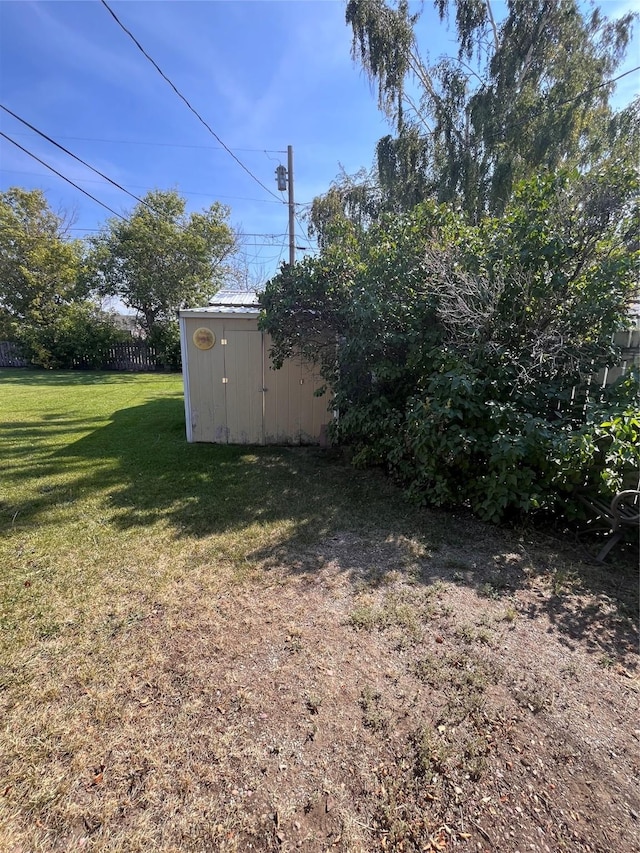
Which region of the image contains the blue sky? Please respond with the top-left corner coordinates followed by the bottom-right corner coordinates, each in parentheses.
top-left (1, 0), bottom-right (638, 290)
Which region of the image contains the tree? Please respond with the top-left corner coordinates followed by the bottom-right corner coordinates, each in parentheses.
top-left (0, 187), bottom-right (83, 334)
top-left (308, 168), bottom-right (382, 249)
top-left (88, 190), bottom-right (237, 336)
top-left (0, 187), bottom-right (121, 368)
top-left (309, 0), bottom-right (636, 238)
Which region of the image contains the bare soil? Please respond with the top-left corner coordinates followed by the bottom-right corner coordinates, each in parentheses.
top-left (2, 518), bottom-right (638, 852)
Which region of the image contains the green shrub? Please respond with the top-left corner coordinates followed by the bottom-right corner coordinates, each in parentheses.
top-left (397, 369), bottom-right (639, 522)
top-left (261, 168), bottom-right (639, 524)
top-left (147, 321), bottom-right (182, 370)
top-left (16, 302), bottom-right (126, 369)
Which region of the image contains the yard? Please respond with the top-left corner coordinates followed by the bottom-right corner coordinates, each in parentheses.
top-left (0, 369), bottom-right (638, 852)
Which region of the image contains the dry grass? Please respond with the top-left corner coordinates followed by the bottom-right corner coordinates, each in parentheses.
top-left (1, 369), bottom-right (638, 853)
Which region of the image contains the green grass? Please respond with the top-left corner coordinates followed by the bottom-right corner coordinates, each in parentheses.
top-left (0, 368), bottom-right (429, 662)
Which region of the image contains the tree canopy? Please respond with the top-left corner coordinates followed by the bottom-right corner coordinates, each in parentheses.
top-left (0, 186), bottom-right (240, 369)
top-left (0, 188), bottom-right (122, 367)
top-left (0, 187), bottom-right (83, 330)
top-left (310, 0), bottom-right (636, 239)
top-left (87, 189), bottom-right (237, 335)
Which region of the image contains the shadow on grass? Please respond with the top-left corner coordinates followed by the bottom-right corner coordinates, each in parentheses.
top-left (250, 517), bottom-right (639, 663)
top-left (3, 394), bottom-right (637, 663)
top-left (2, 418), bottom-right (108, 447)
top-left (2, 395), bottom-right (416, 544)
top-left (0, 368), bottom-right (143, 386)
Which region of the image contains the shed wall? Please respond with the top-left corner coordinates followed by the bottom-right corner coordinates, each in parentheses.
top-left (181, 313), bottom-right (330, 445)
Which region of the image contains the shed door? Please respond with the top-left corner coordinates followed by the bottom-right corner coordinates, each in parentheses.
top-left (223, 331), bottom-right (263, 444)
top-left (263, 348), bottom-right (330, 445)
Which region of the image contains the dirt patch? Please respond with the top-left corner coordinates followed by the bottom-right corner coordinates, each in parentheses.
top-left (1, 526), bottom-right (638, 852)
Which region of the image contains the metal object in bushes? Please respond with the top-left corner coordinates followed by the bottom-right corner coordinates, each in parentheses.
top-left (578, 489), bottom-right (640, 563)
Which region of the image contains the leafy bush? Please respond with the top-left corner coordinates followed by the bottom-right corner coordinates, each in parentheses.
top-left (261, 168), bottom-right (639, 524)
top-left (550, 380), bottom-right (640, 508)
top-left (396, 369), bottom-right (639, 522)
top-left (147, 321), bottom-right (182, 370)
top-left (16, 302), bottom-right (126, 369)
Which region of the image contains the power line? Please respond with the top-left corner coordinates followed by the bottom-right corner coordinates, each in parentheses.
top-left (100, 0), bottom-right (283, 203)
top-left (1, 104), bottom-right (152, 210)
top-left (474, 64), bottom-right (640, 148)
top-left (240, 260), bottom-right (280, 268)
top-left (0, 168), bottom-right (286, 204)
top-left (241, 243), bottom-right (294, 248)
top-left (274, 231), bottom-right (289, 268)
top-left (0, 132), bottom-right (124, 218)
top-left (240, 233), bottom-right (288, 238)
top-left (557, 64), bottom-right (640, 108)
top-left (5, 132), bottom-right (286, 154)
top-left (294, 211), bottom-right (313, 245)
top-left (242, 235), bottom-right (289, 241)
top-left (238, 248), bottom-right (285, 259)
top-left (65, 227), bottom-right (288, 244)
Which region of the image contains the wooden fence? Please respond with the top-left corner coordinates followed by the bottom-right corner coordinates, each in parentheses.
top-left (595, 329), bottom-right (640, 386)
top-left (0, 341), bottom-right (28, 367)
top-left (553, 328), bottom-right (640, 419)
top-left (0, 341), bottom-right (167, 372)
top-left (98, 342), bottom-right (160, 371)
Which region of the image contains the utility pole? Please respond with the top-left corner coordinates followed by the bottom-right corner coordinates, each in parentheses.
top-left (275, 145), bottom-right (295, 265)
top-left (287, 145), bottom-right (295, 266)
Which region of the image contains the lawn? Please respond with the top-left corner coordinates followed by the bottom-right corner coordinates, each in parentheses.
top-left (1, 369), bottom-right (638, 853)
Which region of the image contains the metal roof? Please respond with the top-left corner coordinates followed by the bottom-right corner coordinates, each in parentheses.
top-left (179, 290), bottom-right (261, 319)
top-left (208, 290), bottom-right (260, 307)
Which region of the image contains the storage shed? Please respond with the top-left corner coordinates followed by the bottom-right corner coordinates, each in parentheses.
top-left (179, 292), bottom-right (331, 444)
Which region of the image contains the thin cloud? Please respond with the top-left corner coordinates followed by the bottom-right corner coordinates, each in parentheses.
top-left (16, 2), bottom-right (167, 107)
